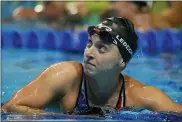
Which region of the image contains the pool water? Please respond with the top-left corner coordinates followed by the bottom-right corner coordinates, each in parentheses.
top-left (1, 48), bottom-right (182, 121)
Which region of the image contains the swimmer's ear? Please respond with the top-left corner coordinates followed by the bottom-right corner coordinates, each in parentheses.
top-left (119, 59), bottom-right (126, 69)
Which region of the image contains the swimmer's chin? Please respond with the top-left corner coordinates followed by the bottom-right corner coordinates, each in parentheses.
top-left (83, 68), bottom-right (96, 76)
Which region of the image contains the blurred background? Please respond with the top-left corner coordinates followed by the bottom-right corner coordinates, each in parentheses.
top-left (1, 1), bottom-right (182, 30)
top-left (2, 1), bottom-right (182, 52)
top-left (1, 1), bottom-right (182, 107)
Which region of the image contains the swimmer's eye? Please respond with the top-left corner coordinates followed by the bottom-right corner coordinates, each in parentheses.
top-left (97, 44), bottom-right (108, 53)
top-left (87, 39), bottom-right (92, 48)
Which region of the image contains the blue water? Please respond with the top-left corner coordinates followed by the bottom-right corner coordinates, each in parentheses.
top-left (2, 48), bottom-right (182, 121)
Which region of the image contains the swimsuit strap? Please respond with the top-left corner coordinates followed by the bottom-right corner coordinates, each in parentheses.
top-left (83, 72), bottom-right (90, 109)
top-left (68, 64), bottom-right (89, 114)
top-left (116, 74), bottom-right (126, 110)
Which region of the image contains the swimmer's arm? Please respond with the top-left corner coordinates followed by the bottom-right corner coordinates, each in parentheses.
top-left (2, 61), bottom-right (81, 114)
top-left (138, 86), bottom-right (182, 112)
top-left (2, 68), bottom-right (56, 115)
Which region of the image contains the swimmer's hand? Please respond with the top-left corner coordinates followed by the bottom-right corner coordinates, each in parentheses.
top-left (70, 105), bottom-right (116, 117)
top-left (86, 107), bottom-right (105, 117)
top-left (71, 107), bottom-right (105, 117)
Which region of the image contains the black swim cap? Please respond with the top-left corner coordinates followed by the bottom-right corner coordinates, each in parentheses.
top-left (88, 17), bottom-right (138, 63)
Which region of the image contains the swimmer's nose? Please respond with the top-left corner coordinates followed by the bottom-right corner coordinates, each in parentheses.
top-left (84, 46), bottom-right (95, 60)
top-left (85, 51), bottom-right (94, 60)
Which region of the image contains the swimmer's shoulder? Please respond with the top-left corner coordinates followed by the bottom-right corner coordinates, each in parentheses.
top-left (49, 61), bottom-right (83, 79)
top-left (123, 74), bottom-right (146, 97)
top-left (123, 74), bottom-right (160, 107)
top-left (123, 74), bottom-right (145, 88)
top-left (123, 74), bottom-right (156, 92)
top-left (47, 61), bottom-right (83, 86)
top-left (40, 61), bottom-right (83, 95)
top-left (122, 74), bottom-right (148, 106)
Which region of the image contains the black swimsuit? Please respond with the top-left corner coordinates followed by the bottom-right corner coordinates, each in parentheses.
top-left (69, 64), bottom-right (126, 115)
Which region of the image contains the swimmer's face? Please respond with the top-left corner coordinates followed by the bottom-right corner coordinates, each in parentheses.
top-left (83, 33), bottom-right (123, 76)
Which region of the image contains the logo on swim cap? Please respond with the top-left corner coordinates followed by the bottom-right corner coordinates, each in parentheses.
top-left (115, 35), bottom-right (133, 55)
top-left (112, 38), bottom-right (118, 45)
top-left (96, 23), bottom-right (112, 32)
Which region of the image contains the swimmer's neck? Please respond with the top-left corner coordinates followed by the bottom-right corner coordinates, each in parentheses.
top-left (85, 73), bottom-right (121, 106)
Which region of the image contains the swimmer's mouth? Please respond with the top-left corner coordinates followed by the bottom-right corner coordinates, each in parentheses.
top-left (84, 61), bottom-right (95, 66)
